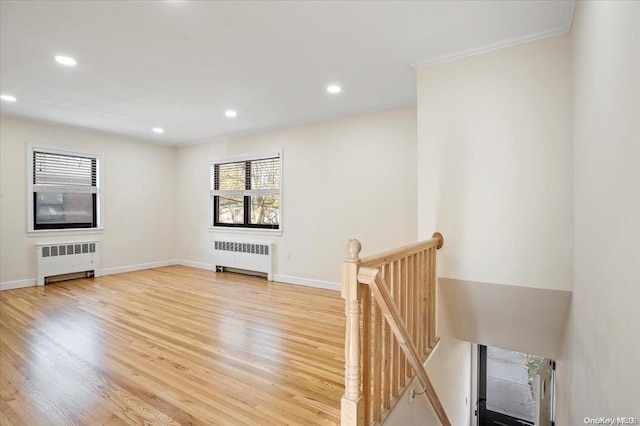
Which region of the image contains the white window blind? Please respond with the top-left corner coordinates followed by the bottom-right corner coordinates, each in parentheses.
top-left (210, 156), bottom-right (279, 197)
top-left (33, 151), bottom-right (97, 193)
top-left (30, 147), bottom-right (102, 231)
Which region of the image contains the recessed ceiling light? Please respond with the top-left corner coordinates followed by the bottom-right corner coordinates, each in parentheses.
top-left (153, 127), bottom-right (164, 134)
top-left (0, 94), bottom-right (17, 102)
top-left (326, 85), bottom-right (342, 94)
top-left (225, 110), bottom-right (237, 118)
top-left (55, 55), bottom-right (77, 66)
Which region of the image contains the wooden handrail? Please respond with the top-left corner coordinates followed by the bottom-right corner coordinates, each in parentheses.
top-left (341, 234), bottom-right (444, 425)
top-left (357, 267), bottom-right (451, 426)
top-left (360, 232), bottom-right (443, 268)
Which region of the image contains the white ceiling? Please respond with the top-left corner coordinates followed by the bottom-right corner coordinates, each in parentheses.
top-left (0, 1), bottom-right (575, 146)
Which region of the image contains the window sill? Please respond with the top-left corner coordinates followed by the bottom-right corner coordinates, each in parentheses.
top-left (208, 227), bottom-right (282, 237)
top-left (28, 228), bottom-right (105, 238)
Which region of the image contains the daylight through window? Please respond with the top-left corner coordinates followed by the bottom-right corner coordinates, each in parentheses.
top-left (32, 148), bottom-right (100, 230)
top-left (210, 154), bottom-right (280, 229)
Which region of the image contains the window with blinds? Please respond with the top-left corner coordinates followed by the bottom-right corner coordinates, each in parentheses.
top-left (31, 148), bottom-right (100, 230)
top-left (210, 153), bottom-right (280, 229)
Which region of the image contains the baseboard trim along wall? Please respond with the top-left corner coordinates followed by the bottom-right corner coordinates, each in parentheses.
top-left (100, 260), bottom-right (177, 276)
top-left (175, 259), bottom-right (213, 271)
top-left (0, 278), bottom-right (37, 291)
top-left (272, 274), bottom-right (341, 292)
top-left (1, 261), bottom-right (340, 292)
top-left (0, 260), bottom-right (177, 291)
top-left (175, 259), bottom-right (341, 291)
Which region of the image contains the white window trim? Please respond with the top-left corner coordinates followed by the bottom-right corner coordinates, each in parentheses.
top-left (27, 144), bottom-right (104, 235)
top-left (208, 227), bottom-right (282, 236)
top-left (208, 149), bottom-right (283, 235)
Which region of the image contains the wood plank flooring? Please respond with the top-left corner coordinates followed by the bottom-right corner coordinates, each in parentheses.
top-left (0, 266), bottom-right (345, 425)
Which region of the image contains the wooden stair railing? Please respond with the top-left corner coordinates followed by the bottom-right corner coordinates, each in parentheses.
top-left (341, 233), bottom-right (448, 425)
top-left (357, 267), bottom-right (450, 425)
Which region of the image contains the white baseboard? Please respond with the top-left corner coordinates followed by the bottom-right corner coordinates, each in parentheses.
top-left (273, 274), bottom-right (340, 291)
top-left (100, 260), bottom-right (177, 276)
top-left (1, 263), bottom-right (341, 293)
top-left (0, 260), bottom-right (178, 291)
top-left (175, 259), bottom-right (213, 271)
top-left (174, 261), bottom-right (339, 291)
top-left (0, 278), bottom-right (37, 291)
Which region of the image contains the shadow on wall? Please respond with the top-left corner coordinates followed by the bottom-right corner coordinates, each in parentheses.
top-left (440, 278), bottom-right (572, 359)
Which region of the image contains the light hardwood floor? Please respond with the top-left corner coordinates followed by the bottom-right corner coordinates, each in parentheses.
top-left (0, 266), bottom-right (345, 425)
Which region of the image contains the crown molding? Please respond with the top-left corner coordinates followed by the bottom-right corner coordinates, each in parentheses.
top-left (411, 26), bottom-right (570, 70)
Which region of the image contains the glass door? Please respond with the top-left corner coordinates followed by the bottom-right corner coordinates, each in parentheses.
top-left (478, 345), bottom-right (550, 426)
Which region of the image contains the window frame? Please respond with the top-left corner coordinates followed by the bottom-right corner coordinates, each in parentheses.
top-left (209, 150), bottom-right (282, 233)
top-left (27, 145), bottom-right (104, 234)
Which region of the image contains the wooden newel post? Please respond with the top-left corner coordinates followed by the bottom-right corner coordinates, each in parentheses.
top-left (341, 239), bottom-right (364, 425)
top-left (430, 232), bottom-right (443, 347)
top-left (432, 232), bottom-right (444, 250)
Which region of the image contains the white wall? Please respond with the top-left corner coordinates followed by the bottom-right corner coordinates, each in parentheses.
top-left (417, 34), bottom-right (573, 291)
top-left (385, 280), bottom-right (473, 426)
top-left (384, 339), bottom-right (472, 426)
top-left (0, 118), bottom-right (177, 286)
top-left (558, 1), bottom-right (640, 422)
top-left (411, 34), bottom-right (573, 425)
top-left (175, 107), bottom-right (418, 287)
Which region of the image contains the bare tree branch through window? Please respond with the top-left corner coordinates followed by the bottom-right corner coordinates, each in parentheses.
top-left (210, 154), bottom-right (280, 229)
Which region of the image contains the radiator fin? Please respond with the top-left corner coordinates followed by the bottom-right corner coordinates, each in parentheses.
top-left (214, 240), bottom-right (270, 256)
top-left (37, 243), bottom-right (97, 258)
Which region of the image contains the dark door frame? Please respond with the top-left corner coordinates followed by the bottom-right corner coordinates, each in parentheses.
top-left (477, 345), bottom-right (534, 426)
